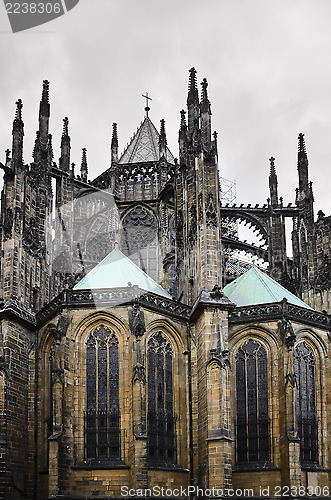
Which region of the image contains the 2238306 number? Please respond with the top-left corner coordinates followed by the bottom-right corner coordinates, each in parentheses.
top-left (5, 3), bottom-right (62, 14)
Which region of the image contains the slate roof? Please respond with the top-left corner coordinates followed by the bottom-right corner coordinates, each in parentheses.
top-left (73, 248), bottom-right (171, 299)
top-left (118, 116), bottom-right (175, 164)
top-left (223, 265), bottom-right (312, 309)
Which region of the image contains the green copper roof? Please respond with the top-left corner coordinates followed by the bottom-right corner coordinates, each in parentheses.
top-left (73, 248), bottom-right (171, 299)
top-left (223, 265), bottom-right (312, 309)
top-left (119, 116), bottom-right (175, 164)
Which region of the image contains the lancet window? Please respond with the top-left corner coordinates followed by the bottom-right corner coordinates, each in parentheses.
top-left (85, 325), bottom-right (120, 462)
top-left (235, 339), bottom-right (270, 465)
top-left (147, 332), bottom-right (176, 464)
top-left (294, 342), bottom-right (318, 464)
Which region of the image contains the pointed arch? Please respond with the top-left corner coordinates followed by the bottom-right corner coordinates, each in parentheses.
top-left (294, 340), bottom-right (318, 465)
top-left (146, 330), bottom-right (176, 464)
top-left (84, 324), bottom-right (120, 461)
top-left (234, 338), bottom-right (270, 465)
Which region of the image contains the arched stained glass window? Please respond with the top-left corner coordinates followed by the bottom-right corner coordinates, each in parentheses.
top-left (147, 332), bottom-right (176, 464)
top-left (235, 339), bottom-right (270, 465)
top-left (85, 325), bottom-right (120, 462)
top-left (294, 342), bottom-right (318, 465)
top-left (121, 206), bottom-right (158, 280)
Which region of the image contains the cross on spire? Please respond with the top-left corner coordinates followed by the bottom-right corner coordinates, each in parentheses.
top-left (142, 92), bottom-right (152, 117)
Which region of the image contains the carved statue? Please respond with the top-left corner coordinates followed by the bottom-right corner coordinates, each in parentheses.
top-left (129, 303), bottom-right (146, 337)
top-left (278, 317), bottom-right (296, 349)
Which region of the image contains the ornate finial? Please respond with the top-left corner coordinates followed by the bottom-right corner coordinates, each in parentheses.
top-left (5, 149), bottom-right (10, 161)
top-left (159, 119), bottom-right (167, 144)
top-left (81, 148), bottom-right (88, 182)
top-left (213, 131), bottom-right (218, 141)
top-left (298, 133), bottom-right (306, 153)
top-left (201, 78), bottom-right (208, 102)
top-left (111, 122), bottom-right (118, 164)
top-left (188, 67), bottom-right (197, 91)
top-left (159, 119), bottom-right (167, 158)
top-left (42, 80), bottom-right (50, 103)
top-left (297, 132), bottom-right (308, 172)
top-left (68, 162), bottom-right (75, 181)
top-left (62, 117), bottom-right (69, 136)
top-left (142, 92), bottom-right (152, 117)
top-left (187, 67), bottom-right (199, 105)
top-left (269, 156), bottom-right (276, 176)
top-left (15, 99), bottom-right (23, 121)
top-left (200, 78), bottom-right (211, 115)
top-left (60, 117), bottom-right (70, 171)
top-left (111, 122), bottom-right (118, 148)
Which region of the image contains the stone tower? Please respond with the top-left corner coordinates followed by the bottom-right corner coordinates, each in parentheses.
top-left (176, 68), bottom-right (234, 489)
top-left (0, 81), bottom-right (55, 498)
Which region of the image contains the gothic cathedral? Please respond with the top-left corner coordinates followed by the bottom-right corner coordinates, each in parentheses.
top-left (0, 68), bottom-right (330, 499)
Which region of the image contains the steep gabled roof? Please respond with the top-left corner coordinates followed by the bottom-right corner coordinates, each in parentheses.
top-left (118, 116), bottom-right (175, 164)
top-left (223, 265), bottom-right (312, 309)
top-left (73, 248), bottom-right (171, 299)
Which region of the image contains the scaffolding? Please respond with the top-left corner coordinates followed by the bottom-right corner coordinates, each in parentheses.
top-left (220, 176), bottom-right (238, 238)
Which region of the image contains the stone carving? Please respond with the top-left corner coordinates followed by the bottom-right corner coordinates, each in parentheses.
top-left (205, 192), bottom-right (217, 226)
top-left (129, 303), bottom-right (146, 337)
top-left (133, 362), bottom-right (146, 383)
top-left (210, 284), bottom-right (224, 300)
top-left (278, 317), bottom-right (296, 349)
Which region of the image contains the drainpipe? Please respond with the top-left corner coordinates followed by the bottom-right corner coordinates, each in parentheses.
top-left (186, 322), bottom-right (194, 488)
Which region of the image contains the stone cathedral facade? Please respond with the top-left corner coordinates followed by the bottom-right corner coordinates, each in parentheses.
top-left (0, 69), bottom-right (330, 499)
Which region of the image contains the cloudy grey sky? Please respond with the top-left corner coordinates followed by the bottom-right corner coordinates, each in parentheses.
top-left (1, 0), bottom-right (330, 222)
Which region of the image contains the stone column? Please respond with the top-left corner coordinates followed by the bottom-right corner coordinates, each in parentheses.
top-left (190, 289), bottom-right (234, 491)
top-left (279, 318), bottom-right (301, 487)
top-left (129, 304), bottom-right (148, 490)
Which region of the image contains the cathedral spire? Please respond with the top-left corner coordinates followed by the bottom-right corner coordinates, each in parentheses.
top-left (187, 67), bottom-right (199, 105)
top-left (200, 78), bottom-right (212, 149)
top-left (200, 78), bottom-right (211, 114)
top-left (159, 119), bottom-right (167, 158)
top-left (111, 122), bottom-right (118, 164)
top-left (60, 117), bottom-right (71, 172)
top-left (297, 132), bottom-right (309, 193)
top-left (296, 133), bottom-right (314, 226)
top-left (81, 148), bottom-right (88, 182)
top-left (268, 156), bottom-right (279, 206)
top-left (187, 67), bottom-right (199, 136)
top-left (12, 98), bottom-right (24, 163)
top-left (39, 80), bottom-right (50, 152)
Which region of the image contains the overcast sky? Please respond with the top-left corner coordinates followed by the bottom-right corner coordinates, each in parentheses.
top-left (1, 0), bottom-right (331, 224)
